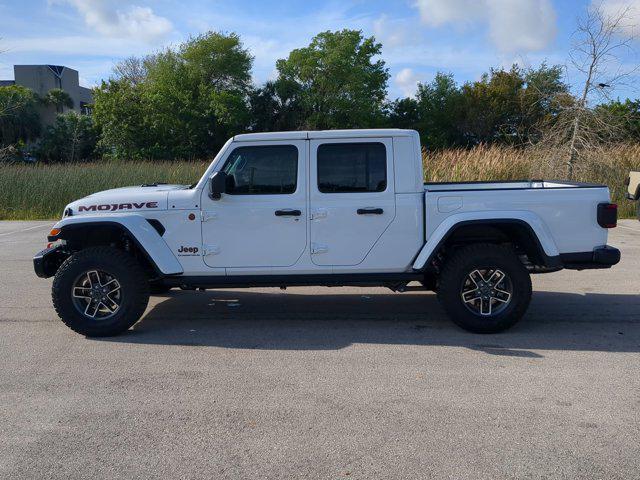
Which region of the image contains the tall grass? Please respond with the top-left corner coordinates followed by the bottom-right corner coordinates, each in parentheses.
top-left (0, 161), bottom-right (207, 220)
top-left (425, 144), bottom-right (640, 218)
top-left (0, 145), bottom-right (638, 219)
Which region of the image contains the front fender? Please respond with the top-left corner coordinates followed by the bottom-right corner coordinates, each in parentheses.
top-left (412, 211), bottom-right (560, 270)
top-left (51, 214), bottom-right (183, 275)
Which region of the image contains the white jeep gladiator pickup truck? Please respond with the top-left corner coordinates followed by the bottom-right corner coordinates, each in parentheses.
top-left (34, 129), bottom-right (621, 336)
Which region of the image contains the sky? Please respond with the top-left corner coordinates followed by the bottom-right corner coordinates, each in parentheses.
top-left (0, 0), bottom-right (638, 101)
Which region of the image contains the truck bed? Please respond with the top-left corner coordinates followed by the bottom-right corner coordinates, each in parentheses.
top-left (423, 180), bottom-right (610, 256)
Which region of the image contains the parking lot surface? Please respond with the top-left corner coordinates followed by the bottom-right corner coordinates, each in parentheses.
top-left (1, 220), bottom-right (639, 479)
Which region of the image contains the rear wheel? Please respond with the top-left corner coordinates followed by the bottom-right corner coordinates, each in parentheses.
top-left (52, 247), bottom-right (150, 337)
top-left (437, 244), bottom-right (532, 333)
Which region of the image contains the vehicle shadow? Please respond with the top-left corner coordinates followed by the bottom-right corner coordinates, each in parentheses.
top-left (97, 289), bottom-right (640, 356)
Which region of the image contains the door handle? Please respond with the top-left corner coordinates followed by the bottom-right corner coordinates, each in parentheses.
top-left (357, 208), bottom-right (384, 215)
top-left (275, 209), bottom-right (302, 216)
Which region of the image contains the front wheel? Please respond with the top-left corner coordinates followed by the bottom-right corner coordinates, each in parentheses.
top-left (437, 244), bottom-right (532, 333)
top-left (52, 246), bottom-right (150, 337)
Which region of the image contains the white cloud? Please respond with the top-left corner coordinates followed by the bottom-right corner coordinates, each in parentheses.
top-left (55, 0), bottom-right (173, 42)
top-left (4, 35), bottom-right (164, 57)
top-left (414, 0), bottom-right (557, 53)
top-left (487, 0), bottom-right (557, 52)
top-left (597, 0), bottom-right (640, 35)
top-left (373, 15), bottom-right (418, 48)
top-left (414, 0), bottom-right (484, 26)
top-left (395, 68), bottom-right (423, 97)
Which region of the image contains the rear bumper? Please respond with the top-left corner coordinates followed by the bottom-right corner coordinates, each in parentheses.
top-left (33, 245), bottom-right (69, 278)
top-left (560, 245), bottom-right (621, 270)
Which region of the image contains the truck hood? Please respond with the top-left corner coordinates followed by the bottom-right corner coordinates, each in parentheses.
top-left (65, 184), bottom-right (188, 216)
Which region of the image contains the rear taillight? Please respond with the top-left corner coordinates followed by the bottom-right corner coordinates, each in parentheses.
top-left (597, 203), bottom-right (618, 228)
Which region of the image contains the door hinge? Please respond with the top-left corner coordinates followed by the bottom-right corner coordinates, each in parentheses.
top-left (203, 244), bottom-right (220, 256)
top-left (310, 208), bottom-right (328, 220)
top-left (201, 211), bottom-right (218, 222)
top-left (310, 243), bottom-right (328, 254)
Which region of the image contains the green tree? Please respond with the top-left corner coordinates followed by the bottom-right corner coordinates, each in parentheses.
top-left (594, 99), bottom-right (640, 142)
top-left (385, 65), bottom-right (569, 149)
top-left (455, 64), bottom-right (569, 146)
top-left (141, 33), bottom-right (252, 158)
top-left (415, 73), bottom-right (465, 148)
top-left (92, 78), bottom-right (148, 160)
top-left (42, 88), bottom-right (74, 113)
top-left (0, 85), bottom-right (41, 146)
top-left (458, 66), bottom-right (525, 144)
top-left (93, 31), bottom-right (253, 160)
top-left (249, 79), bottom-right (303, 132)
top-left (38, 112), bottom-right (99, 163)
top-left (181, 32), bottom-right (252, 92)
top-left (385, 97), bottom-right (421, 131)
top-left (112, 55), bottom-right (153, 85)
top-left (275, 29), bottom-right (389, 129)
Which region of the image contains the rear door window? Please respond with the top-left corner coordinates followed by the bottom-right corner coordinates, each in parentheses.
top-left (317, 142), bottom-right (387, 193)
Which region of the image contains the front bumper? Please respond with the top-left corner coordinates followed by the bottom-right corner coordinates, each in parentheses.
top-left (33, 245), bottom-right (70, 278)
top-left (560, 245), bottom-right (621, 270)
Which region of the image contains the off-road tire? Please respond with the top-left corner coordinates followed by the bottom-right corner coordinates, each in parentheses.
top-left (437, 243), bottom-right (532, 333)
top-left (52, 246), bottom-right (150, 337)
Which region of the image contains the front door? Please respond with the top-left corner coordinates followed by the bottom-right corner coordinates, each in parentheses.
top-left (309, 138), bottom-right (396, 266)
top-left (200, 140), bottom-right (307, 268)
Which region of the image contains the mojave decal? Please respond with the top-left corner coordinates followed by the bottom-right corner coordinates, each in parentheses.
top-left (78, 201), bottom-right (159, 212)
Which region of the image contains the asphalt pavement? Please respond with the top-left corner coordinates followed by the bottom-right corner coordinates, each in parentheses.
top-left (1, 220), bottom-right (639, 479)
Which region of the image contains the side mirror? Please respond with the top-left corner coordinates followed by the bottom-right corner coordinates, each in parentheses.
top-left (209, 171), bottom-right (227, 200)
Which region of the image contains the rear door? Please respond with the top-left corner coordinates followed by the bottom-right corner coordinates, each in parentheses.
top-left (309, 138), bottom-right (395, 266)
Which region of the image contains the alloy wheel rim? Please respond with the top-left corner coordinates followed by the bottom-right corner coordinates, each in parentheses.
top-left (71, 270), bottom-right (122, 320)
top-left (460, 268), bottom-right (512, 317)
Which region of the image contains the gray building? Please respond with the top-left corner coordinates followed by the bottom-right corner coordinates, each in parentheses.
top-left (1, 65), bottom-right (93, 126)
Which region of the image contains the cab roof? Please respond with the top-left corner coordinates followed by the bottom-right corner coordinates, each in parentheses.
top-left (233, 129), bottom-right (418, 142)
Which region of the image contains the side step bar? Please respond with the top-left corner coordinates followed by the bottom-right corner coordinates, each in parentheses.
top-left (163, 273), bottom-right (425, 289)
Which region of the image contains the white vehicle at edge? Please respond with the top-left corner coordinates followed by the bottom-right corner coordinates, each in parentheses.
top-left (34, 129), bottom-right (621, 336)
top-left (627, 171), bottom-right (640, 220)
